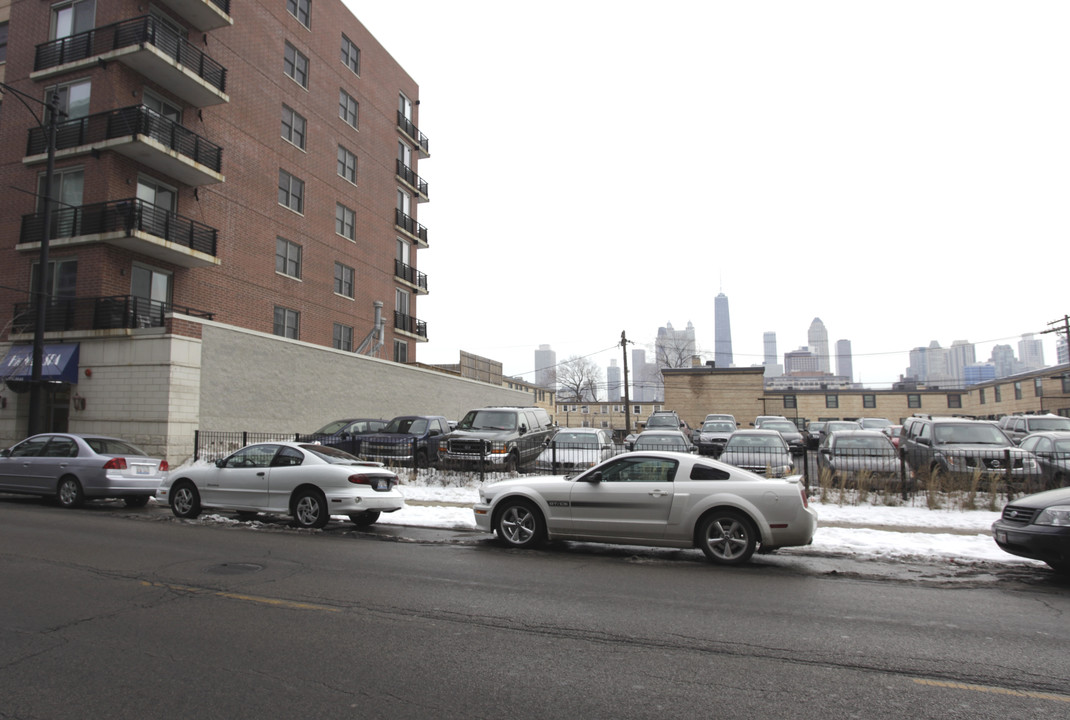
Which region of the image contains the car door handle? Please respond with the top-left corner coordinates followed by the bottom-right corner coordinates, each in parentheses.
top-left (649, 489), bottom-right (670, 497)
top-left (257, 472), bottom-right (266, 477)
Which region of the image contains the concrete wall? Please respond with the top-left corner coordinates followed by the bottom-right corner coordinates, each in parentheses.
top-left (197, 321), bottom-right (532, 433)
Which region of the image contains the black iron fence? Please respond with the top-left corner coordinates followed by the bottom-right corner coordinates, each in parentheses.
top-left (11, 295), bottom-right (213, 333)
top-left (190, 432), bottom-right (1064, 498)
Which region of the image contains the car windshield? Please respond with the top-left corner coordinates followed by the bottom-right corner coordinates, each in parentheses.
top-left (1054, 439), bottom-right (1070, 452)
top-left (1032, 418), bottom-right (1070, 432)
top-left (299, 443), bottom-right (368, 464)
top-left (763, 421), bottom-right (797, 433)
top-left (458, 411), bottom-right (516, 431)
top-left (702, 422), bottom-right (735, 432)
top-left (552, 431), bottom-right (600, 448)
top-left (860, 419), bottom-right (892, 429)
top-left (726, 435), bottom-right (785, 449)
top-left (833, 436), bottom-right (894, 454)
top-left (646, 415), bottom-right (678, 429)
top-left (312, 420), bottom-right (351, 435)
top-left (827, 423), bottom-right (860, 432)
top-left (383, 417), bottom-right (429, 435)
top-left (634, 435), bottom-right (685, 449)
top-left (84, 438), bottom-right (147, 456)
top-left (933, 424), bottom-right (1011, 446)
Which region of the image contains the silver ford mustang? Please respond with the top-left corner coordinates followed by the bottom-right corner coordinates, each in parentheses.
top-left (473, 451), bottom-right (817, 566)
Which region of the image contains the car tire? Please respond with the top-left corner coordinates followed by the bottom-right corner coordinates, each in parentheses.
top-left (123, 495), bottom-right (150, 508)
top-left (415, 449), bottom-right (429, 469)
top-left (697, 510), bottom-right (757, 566)
top-left (504, 452), bottom-right (519, 473)
top-left (348, 510), bottom-right (381, 527)
top-left (170, 481), bottom-right (202, 519)
top-left (56, 476), bottom-right (85, 509)
top-left (494, 499), bottom-right (544, 549)
top-left (292, 489), bottom-right (329, 529)
top-left (1046, 559), bottom-right (1070, 575)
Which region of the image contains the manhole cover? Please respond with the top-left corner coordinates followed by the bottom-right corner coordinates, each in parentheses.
top-left (204, 563), bottom-right (264, 575)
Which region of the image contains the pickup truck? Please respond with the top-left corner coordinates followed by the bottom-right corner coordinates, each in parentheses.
top-left (360, 415), bottom-right (451, 468)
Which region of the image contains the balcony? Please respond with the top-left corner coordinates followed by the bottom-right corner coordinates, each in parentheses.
top-left (32, 16), bottom-right (228, 107)
top-left (394, 259), bottom-right (428, 295)
top-left (19, 198), bottom-right (220, 268)
top-left (395, 160), bottom-right (429, 202)
top-left (10, 296), bottom-right (214, 335)
top-left (156, 0), bottom-right (233, 31)
top-left (26, 106), bottom-right (224, 186)
top-left (394, 311), bottom-right (428, 341)
top-left (397, 111), bottom-right (430, 158)
top-left (394, 209), bottom-right (428, 247)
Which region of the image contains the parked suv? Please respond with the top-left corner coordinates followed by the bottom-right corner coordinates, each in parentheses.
top-left (900, 414), bottom-right (1037, 486)
top-left (442, 407), bottom-right (556, 471)
top-left (360, 415), bottom-right (451, 468)
top-left (1001, 414), bottom-right (1070, 445)
top-left (645, 410), bottom-right (691, 440)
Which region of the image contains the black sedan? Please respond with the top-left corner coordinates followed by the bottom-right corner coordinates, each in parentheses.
top-left (992, 487), bottom-right (1070, 574)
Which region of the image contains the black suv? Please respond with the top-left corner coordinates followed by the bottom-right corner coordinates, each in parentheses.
top-left (442, 407), bottom-right (555, 471)
top-left (900, 414), bottom-right (1037, 486)
top-left (360, 415), bottom-right (451, 468)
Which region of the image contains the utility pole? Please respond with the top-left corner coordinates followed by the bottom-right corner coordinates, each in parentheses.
top-left (1041, 315), bottom-right (1070, 365)
top-left (621, 331), bottom-right (632, 438)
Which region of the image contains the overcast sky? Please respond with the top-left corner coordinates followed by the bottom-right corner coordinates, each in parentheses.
top-left (347, 0), bottom-right (1069, 389)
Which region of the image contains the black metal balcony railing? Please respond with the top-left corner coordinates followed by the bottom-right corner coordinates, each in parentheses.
top-left (394, 259), bottom-right (428, 292)
top-left (394, 311), bottom-right (427, 339)
top-left (34, 16), bottom-right (227, 94)
top-left (397, 111), bottom-right (430, 156)
top-left (27, 105), bottom-right (223, 172)
top-left (394, 209), bottom-right (428, 245)
top-left (206, 0), bottom-right (232, 14)
top-left (11, 295), bottom-right (214, 334)
top-left (20, 198), bottom-right (218, 257)
top-left (395, 159), bottom-right (429, 199)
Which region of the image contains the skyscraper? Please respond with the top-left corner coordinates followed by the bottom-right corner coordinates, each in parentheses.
top-left (1019, 334), bottom-right (1045, 371)
top-left (714, 293), bottom-right (733, 368)
top-left (606, 360), bottom-right (622, 401)
top-left (835, 339), bottom-right (853, 381)
top-left (763, 332), bottom-right (782, 377)
top-left (808, 318), bottom-right (830, 374)
top-left (534, 344), bottom-right (557, 389)
top-left (656, 321), bottom-right (696, 368)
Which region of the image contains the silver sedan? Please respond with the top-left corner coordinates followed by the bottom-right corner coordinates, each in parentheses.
top-left (473, 451), bottom-right (817, 566)
top-left (0, 433), bottom-right (168, 508)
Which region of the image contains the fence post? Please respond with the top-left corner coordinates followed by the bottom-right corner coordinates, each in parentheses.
top-left (551, 441), bottom-right (557, 475)
top-left (1004, 448), bottom-right (1015, 500)
top-left (193, 429), bottom-right (200, 461)
top-left (899, 448), bottom-right (908, 501)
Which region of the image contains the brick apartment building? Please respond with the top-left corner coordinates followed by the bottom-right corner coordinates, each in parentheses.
top-left (0, 1), bottom-right (532, 460)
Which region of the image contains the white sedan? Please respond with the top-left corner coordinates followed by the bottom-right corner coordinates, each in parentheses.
top-left (474, 451), bottom-right (816, 566)
top-left (157, 442), bottom-right (404, 529)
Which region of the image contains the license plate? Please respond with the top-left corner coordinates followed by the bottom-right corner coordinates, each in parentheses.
top-left (134, 465), bottom-right (152, 476)
top-left (374, 479), bottom-right (388, 491)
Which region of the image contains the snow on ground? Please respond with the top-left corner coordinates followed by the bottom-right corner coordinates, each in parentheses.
top-left (380, 476), bottom-right (1043, 568)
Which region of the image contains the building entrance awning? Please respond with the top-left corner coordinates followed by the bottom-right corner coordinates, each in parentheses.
top-left (1, 343), bottom-right (80, 384)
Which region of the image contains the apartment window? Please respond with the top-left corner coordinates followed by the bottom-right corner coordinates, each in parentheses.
top-left (1062, 376), bottom-right (1070, 394)
top-left (334, 262), bottom-right (354, 298)
top-left (394, 339), bottom-right (408, 363)
top-left (275, 237), bottom-right (301, 278)
top-left (335, 203), bottom-right (355, 240)
top-left (278, 170), bottom-right (304, 213)
top-left (339, 89), bottom-right (358, 129)
top-left (947, 394), bottom-right (962, 409)
top-left (51, 0), bottom-right (96, 41)
top-left (863, 394), bottom-right (876, 409)
top-left (337, 146), bottom-right (357, 183)
top-left (286, 0), bottom-right (311, 28)
top-left (398, 140), bottom-right (412, 170)
top-left (395, 287), bottom-right (410, 316)
top-left (783, 395), bottom-right (797, 409)
top-left (1014, 381), bottom-right (1023, 400)
top-left (0, 22), bottom-right (9, 63)
top-left (1035, 378), bottom-right (1044, 397)
top-left (601, 405), bottom-right (608, 414)
top-left (273, 307), bottom-right (299, 339)
top-left (994, 385), bottom-right (1002, 402)
top-left (46, 78), bottom-right (91, 122)
top-left (341, 34), bottom-right (360, 75)
top-left (30, 259), bottom-right (78, 301)
top-left (333, 323), bottom-right (353, 352)
top-left (581, 406), bottom-right (589, 414)
top-left (284, 42), bottom-right (309, 89)
top-left (979, 388), bottom-right (986, 404)
top-left (907, 394), bottom-right (921, 409)
top-left (399, 92), bottom-right (412, 122)
top-left (633, 405), bottom-right (642, 415)
top-left (281, 105), bottom-right (306, 149)
top-left (825, 394), bottom-right (839, 409)
top-left (37, 167), bottom-right (84, 236)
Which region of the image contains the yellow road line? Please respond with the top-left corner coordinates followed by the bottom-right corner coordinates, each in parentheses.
top-left (141, 581), bottom-right (340, 612)
top-left (913, 678), bottom-right (1069, 703)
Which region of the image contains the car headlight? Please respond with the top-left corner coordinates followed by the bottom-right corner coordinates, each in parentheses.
top-left (1036, 505), bottom-right (1070, 527)
top-left (944, 455), bottom-right (968, 469)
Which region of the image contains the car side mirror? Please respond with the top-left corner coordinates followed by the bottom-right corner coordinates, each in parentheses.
top-left (585, 471), bottom-right (602, 483)
top-left (215, 458), bottom-right (226, 468)
top-left (0, 448), bottom-right (10, 458)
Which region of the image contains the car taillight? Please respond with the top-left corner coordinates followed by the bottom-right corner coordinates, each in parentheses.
top-left (103, 458), bottom-right (127, 470)
top-left (349, 474), bottom-right (391, 486)
top-left (160, 461), bottom-right (169, 472)
top-left (800, 485), bottom-right (809, 508)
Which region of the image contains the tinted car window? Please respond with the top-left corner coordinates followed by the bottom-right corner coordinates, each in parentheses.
top-left (690, 465), bottom-right (731, 480)
top-left (601, 457), bottom-right (677, 483)
top-left (85, 438), bottom-right (146, 455)
top-left (273, 446), bottom-right (305, 467)
top-left (9, 437), bottom-right (50, 457)
top-left (42, 437), bottom-right (78, 457)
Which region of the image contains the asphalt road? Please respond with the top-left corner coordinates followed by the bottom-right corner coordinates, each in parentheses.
top-left (1, 497), bottom-right (1068, 720)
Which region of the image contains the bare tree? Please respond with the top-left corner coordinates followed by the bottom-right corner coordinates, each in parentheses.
top-left (556, 355), bottom-right (603, 402)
